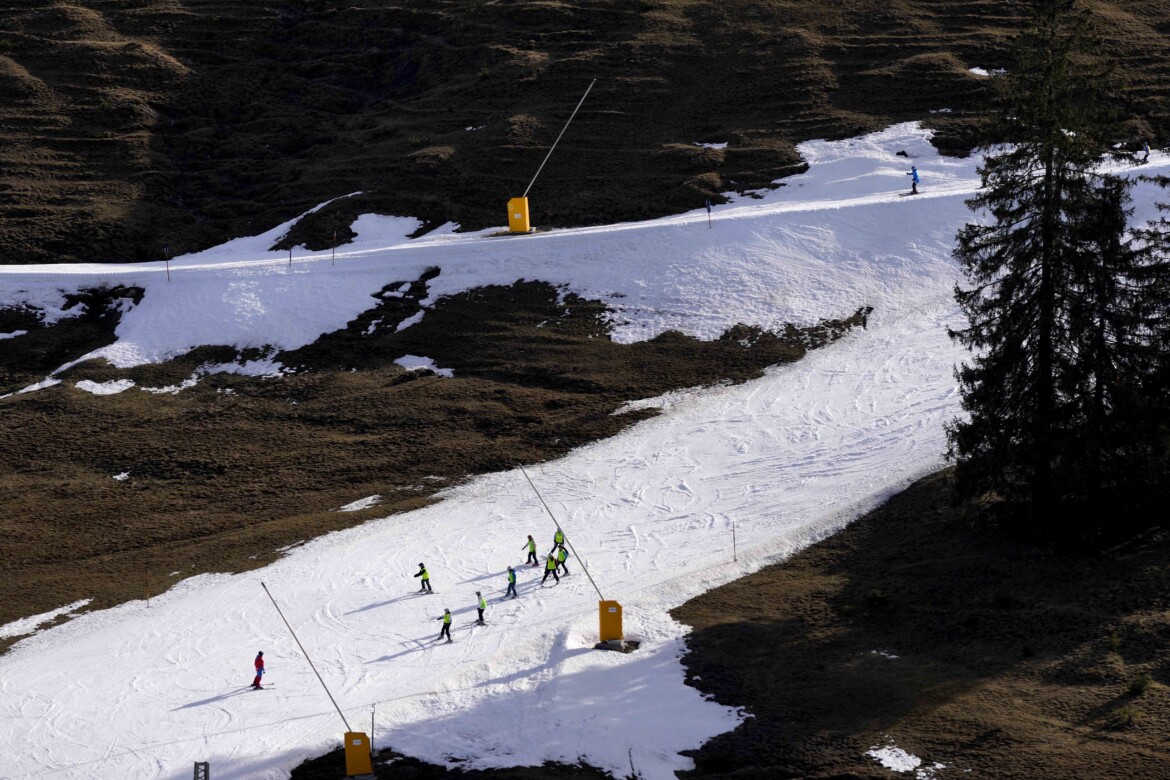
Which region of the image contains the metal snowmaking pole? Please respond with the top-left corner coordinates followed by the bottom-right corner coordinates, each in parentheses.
top-left (522, 78), bottom-right (596, 199)
top-left (519, 464), bottom-right (604, 601)
top-left (506, 78), bottom-right (596, 234)
top-left (260, 582), bottom-right (352, 732)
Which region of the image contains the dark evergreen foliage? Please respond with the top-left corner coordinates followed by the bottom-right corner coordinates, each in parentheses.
top-left (948, 0), bottom-right (1170, 536)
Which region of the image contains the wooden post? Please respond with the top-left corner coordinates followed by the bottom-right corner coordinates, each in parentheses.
top-left (288, 248), bottom-right (292, 267)
top-left (370, 704), bottom-right (375, 759)
top-left (164, 246), bottom-right (171, 282)
top-left (332, 230), bottom-right (337, 266)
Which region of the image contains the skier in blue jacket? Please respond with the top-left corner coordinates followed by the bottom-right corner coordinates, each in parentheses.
top-left (907, 165), bottom-right (920, 195)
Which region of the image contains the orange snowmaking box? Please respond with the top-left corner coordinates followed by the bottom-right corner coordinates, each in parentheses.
top-left (599, 600), bottom-right (623, 642)
top-left (344, 731), bottom-right (373, 776)
top-left (507, 197), bottom-right (531, 233)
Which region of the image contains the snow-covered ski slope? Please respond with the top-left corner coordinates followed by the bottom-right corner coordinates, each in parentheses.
top-left (1, 124), bottom-right (1167, 779)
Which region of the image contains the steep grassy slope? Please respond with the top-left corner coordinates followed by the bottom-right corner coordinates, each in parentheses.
top-left (1, 0), bottom-right (1166, 264)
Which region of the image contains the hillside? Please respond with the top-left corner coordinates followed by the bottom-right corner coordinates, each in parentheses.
top-left (2, 0), bottom-right (1168, 264)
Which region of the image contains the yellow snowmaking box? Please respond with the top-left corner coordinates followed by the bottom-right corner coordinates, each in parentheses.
top-left (507, 197), bottom-right (531, 233)
top-left (344, 731), bottom-right (373, 776)
top-left (599, 600), bottom-right (623, 642)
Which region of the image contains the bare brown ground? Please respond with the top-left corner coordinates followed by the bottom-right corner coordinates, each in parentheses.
top-left (0, 275), bottom-right (867, 655)
top-left (2, 0), bottom-right (1167, 264)
top-left (672, 470), bottom-right (1170, 780)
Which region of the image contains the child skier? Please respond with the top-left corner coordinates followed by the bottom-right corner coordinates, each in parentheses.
top-left (522, 535), bottom-right (538, 566)
top-left (415, 563), bottom-right (433, 593)
top-left (541, 552), bottom-right (560, 585)
top-left (436, 608), bottom-right (452, 642)
top-left (549, 528), bottom-right (565, 554)
top-left (475, 592), bottom-right (487, 625)
top-left (907, 165), bottom-right (920, 195)
top-left (251, 651), bottom-right (265, 689)
top-left (555, 544), bottom-right (570, 576)
top-left (505, 566), bottom-right (518, 599)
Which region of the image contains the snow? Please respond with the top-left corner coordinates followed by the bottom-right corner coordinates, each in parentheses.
top-left (0, 600), bottom-right (91, 641)
top-left (867, 744), bottom-right (921, 772)
top-left (1, 123), bottom-right (1167, 780)
top-left (693, 141), bottom-right (728, 149)
top-left (339, 495), bottom-right (382, 512)
top-left (394, 354), bottom-right (454, 377)
top-left (75, 378), bottom-right (136, 395)
top-left (0, 329), bottom-right (27, 339)
top-left (112, 472), bottom-right (130, 482)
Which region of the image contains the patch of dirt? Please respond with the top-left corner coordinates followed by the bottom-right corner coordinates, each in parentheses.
top-left (0, 285), bottom-right (143, 393)
top-left (672, 469), bottom-right (1170, 779)
top-left (291, 748), bottom-right (617, 780)
top-left (3, 1), bottom-right (1168, 264)
top-left (0, 273), bottom-right (868, 653)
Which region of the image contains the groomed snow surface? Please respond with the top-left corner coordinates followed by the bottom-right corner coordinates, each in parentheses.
top-left (1, 124), bottom-right (1167, 779)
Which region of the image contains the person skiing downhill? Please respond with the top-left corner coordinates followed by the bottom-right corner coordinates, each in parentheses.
top-left (251, 651), bottom-right (265, 689)
top-left (549, 528), bottom-right (565, 555)
top-left (415, 563), bottom-right (433, 593)
top-left (907, 165), bottom-right (920, 194)
top-left (505, 566), bottom-right (518, 599)
top-left (1143, 141), bottom-right (1151, 162)
top-left (555, 544), bottom-right (570, 576)
top-left (436, 608), bottom-right (452, 642)
top-left (522, 535), bottom-right (538, 566)
top-left (541, 552), bottom-right (560, 585)
top-left (475, 592), bottom-right (487, 625)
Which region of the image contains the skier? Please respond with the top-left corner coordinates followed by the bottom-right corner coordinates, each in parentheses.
top-left (549, 528), bottom-right (565, 554)
top-left (436, 608), bottom-right (453, 643)
top-left (475, 591), bottom-right (487, 625)
top-left (541, 552), bottom-right (560, 585)
top-left (414, 563), bottom-right (432, 593)
top-left (555, 543), bottom-right (570, 576)
top-left (1143, 141), bottom-right (1151, 162)
top-left (251, 651), bottom-right (265, 689)
top-left (522, 534), bottom-right (538, 566)
top-left (906, 165), bottom-right (920, 195)
top-left (505, 565), bottom-right (518, 599)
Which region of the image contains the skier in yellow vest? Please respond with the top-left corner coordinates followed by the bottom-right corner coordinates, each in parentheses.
top-left (414, 563), bottom-right (432, 593)
top-left (436, 608), bottom-right (452, 643)
top-left (522, 534), bottom-right (538, 566)
top-left (555, 543), bottom-right (570, 576)
top-left (541, 552), bottom-right (560, 585)
top-left (505, 566), bottom-right (518, 599)
top-left (549, 528), bottom-right (565, 555)
top-left (475, 591), bottom-right (487, 625)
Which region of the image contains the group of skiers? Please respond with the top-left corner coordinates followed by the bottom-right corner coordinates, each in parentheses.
top-left (248, 529), bottom-right (574, 683)
top-left (419, 530), bottom-right (571, 644)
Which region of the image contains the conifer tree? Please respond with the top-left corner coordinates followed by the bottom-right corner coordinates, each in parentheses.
top-left (947, 0), bottom-right (1121, 520)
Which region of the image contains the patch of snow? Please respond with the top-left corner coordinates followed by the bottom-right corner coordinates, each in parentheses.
top-left (867, 744), bottom-right (922, 773)
top-left (339, 495), bottom-right (382, 512)
top-left (929, 108), bottom-right (953, 114)
top-left (13, 377), bottom-right (61, 395)
top-left (112, 472), bottom-right (130, 482)
top-left (0, 330), bottom-right (27, 340)
top-left (141, 375), bottom-right (200, 394)
top-left (75, 379), bottom-right (136, 395)
top-left (693, 142), bottom-right (728, 149)
top-left (0, 600), bottom-right (91, 640)
top-left (396, 311), bottom-right (425, 332)
top-left (869, 649), bottom-right (900, 659)
top-left (394, 355), bottom-right (455, 377)
top-left (969, 67), bottom-right (1006, 77)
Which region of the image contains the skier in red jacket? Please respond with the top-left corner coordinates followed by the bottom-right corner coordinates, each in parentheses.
top-left (252, 651), bottom-right (265, 689)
